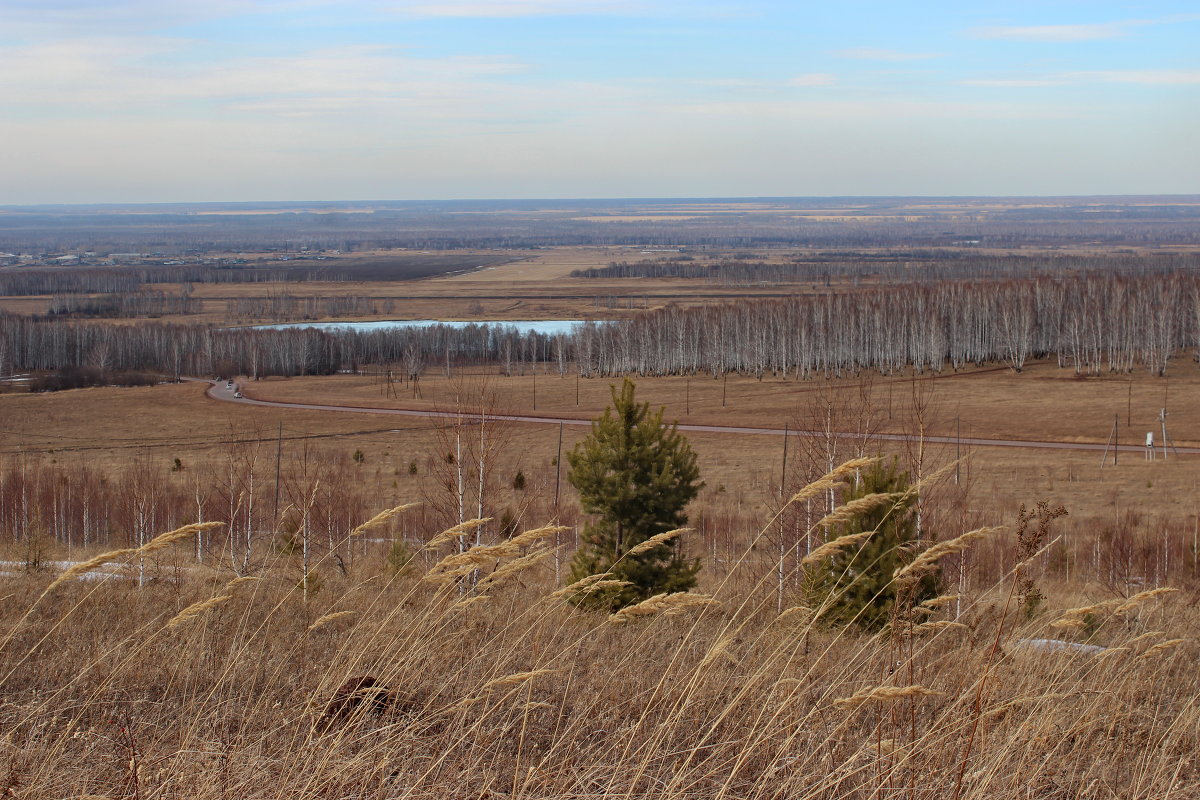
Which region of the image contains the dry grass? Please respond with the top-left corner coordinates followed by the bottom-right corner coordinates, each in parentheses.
top-left (0, 482), bottom-right (1197, 799)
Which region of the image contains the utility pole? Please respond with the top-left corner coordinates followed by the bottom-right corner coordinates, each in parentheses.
top-left (777, 424), bottom-right (789, 614)
top-left (553, 422), bottom-right (564, 513)
top-left (273, 421), bottom-right (282, 525)
top-left (955, 415), bottom-right (961, 484)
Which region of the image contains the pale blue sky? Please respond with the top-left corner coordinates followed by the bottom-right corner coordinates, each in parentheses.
top-left (1, 0), bottom-right (1197, 203)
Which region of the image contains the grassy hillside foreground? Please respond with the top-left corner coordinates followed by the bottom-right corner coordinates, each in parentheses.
top-left (0, 478), bottom-right (1196, 800)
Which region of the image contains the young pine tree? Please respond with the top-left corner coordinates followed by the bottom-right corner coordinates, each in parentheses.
top-left (567, 379), bottom-right (703, 610)
top-left (805, 458), bottom-right (936, 630)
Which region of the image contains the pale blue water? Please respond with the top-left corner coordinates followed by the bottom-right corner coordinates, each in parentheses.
top-left (254, 319), bottom-right (590, 336)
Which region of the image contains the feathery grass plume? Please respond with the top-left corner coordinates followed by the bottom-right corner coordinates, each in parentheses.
top-left (350, 503), bottom-right (419, 537)
top-left (550, 571), bottom-right (611, 597)
top-left (166, 594), bottom-right (233, 629)
top-left (910, 459), bottom-right (961, 494)
top-left (827, 456), bottom-right (881, 482)
top-left (1127, 630), bottom-right (1165, 646)
top-left (451, 595), bottom-right (491, 610)
top-left (48, 523), bottom-right (226, 594)
top-left (607, 592), bottom-right (717, 624)
top-left (1052, 601), bottom-right (1119, 623)
top-left (476, 546), bottom-right (557, 592)
top-left (140, 521), bottom-right (226, 555)
top-left (625, 527), bottom-right (690, 557)
top-left (911, 620), bottom-right (967, 635)
top-left (549, 573), bottom-right (636, 600)
top-left (1137, 639), bottom-right (1185, 660)
top-left (1049, 617), bottom-right (1088, 630)
top-left (815, 492), bottom-right (905, 529)
top-left (481, 669), bottom-right (559, 692)
top-left (553, 579), bottom-right (631, 601)
top-left (788, 477), bottom-right (845, 506)
top-left (786, 456), bottom-right (878, 505)
top-left (920, 594), bottom-right (961, 610)
top-left (1114, 587), bottom-right (1178, 614)
top-left (1053, 588), bottom-right (1177, 628)
top-left (41, 547), bottom-right (137, 595)
top-left (895, 527), bottom-right (1003, 581)
top-left (774, 605), bottom-right (813, 625)
top-left (308, 611), bottom-right (356, 632)
top-left (507, 524), bottom-right (570, 550)
top-left (799, 530), bottom-right (874, 568)
top-left (835, 685), bottom-right (942, 708)
top-left (425, 541), bottom-right (524, 583)
top-left (426, 517), bottom-right (492, 548)
top-left (698, 636), bottom-right (737, 668)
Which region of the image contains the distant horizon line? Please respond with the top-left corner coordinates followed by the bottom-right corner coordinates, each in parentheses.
top-left (4, 193), bottom-right (1200, 210)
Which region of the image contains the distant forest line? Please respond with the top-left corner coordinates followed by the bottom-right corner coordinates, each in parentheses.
top-left (3, 197), bottom-right (1200, 252)
top-left (2, 270), bottom-right (1197, 381)
top-left (571, 252), bottom-right (1200, 285)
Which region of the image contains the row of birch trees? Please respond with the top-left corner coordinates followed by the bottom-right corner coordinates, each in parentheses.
top-left (2, 271), bottom-right (1199, 380)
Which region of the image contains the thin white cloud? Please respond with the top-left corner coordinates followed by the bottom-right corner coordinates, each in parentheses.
top-left (1080, 69), bottom-right (1200, 85)
top-left (971, 14), bottom-right (1200, 43)
top-left (0, 40), bottom-right (528, 113)
top-left (835, 47), bottom-right (939, 62)
top-left (787, 73), bottom-right (836, 87)
top-left (667, 98), bottom-right (1086, 122)
top-left (972, 21), bottom-right (1132, 42)
top-left (395, 0), bottom-right (641, 17)
top-left (963, 70), bottom-right (1200, 88)
top-left (961, 79), bottom-right (1069, 88)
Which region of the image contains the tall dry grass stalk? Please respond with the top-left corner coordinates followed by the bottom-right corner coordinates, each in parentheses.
top-left (42, 521), bottom-right (227, 596)
top-left (426, 517), bottom-right (492, 548)
top-left (813, 491), bottom-right (904, 529)
top-left (625, 527), bottom-right (690, 556)
top-left (1052, 586), bottom-right (1179, 627)
top-left (166, 593), bottom-right (233, 629)
top-left (607, 591), bottom-right (718, 623)
top-left (308, 611), bottom-right (357, 632)
top-left (895, 527), bottom-right (1004, 582)
top-left (799, 529), bottom-right (874, 568)
top-left (350, 503), bottom-right (420, 537)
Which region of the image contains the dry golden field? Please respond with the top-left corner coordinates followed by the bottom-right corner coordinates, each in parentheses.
top-left (2, 359), bottom-right (1199, 536)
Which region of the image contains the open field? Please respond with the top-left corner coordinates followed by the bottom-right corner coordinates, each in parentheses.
top-left (3, 360), bottom-right (1199, 537)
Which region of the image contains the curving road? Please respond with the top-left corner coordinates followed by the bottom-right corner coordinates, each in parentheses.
top-left (201, 379), bottom-right (1198, 456)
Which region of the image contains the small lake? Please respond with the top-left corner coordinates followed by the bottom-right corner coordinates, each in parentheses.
top-left (253, 319), bottom-right (591, 336)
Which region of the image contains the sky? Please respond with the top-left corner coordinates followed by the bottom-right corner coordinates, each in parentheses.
top-left (1, 0), bottom-right (1197, 203)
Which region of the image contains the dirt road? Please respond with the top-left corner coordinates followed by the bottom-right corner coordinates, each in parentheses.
top-left (202, 380), bottom-right (1198, 457)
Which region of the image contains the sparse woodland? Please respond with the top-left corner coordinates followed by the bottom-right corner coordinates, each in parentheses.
top-left (3, 269), bottom-right (1200, 380)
